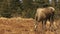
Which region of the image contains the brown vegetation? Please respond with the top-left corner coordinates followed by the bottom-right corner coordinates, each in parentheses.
top-left (0, 17), bottom-right (60, 34)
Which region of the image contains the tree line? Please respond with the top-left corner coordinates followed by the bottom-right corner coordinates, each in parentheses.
top-left (0, 0), bottom-right (60, 18)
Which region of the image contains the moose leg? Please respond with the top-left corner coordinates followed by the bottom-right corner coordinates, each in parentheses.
top-left (35, 21), bottom-right (38, 31)
top-left (50, 14), bottom-right (54, 26)
top-left (44, 19), bottom-right (47, 30)
top-left (50, 12), bottom-right (55, 26)
top-left (50, 14), bottom-right (55, 31)
top-left (42, 20), bottom-right (44, 29)
top-left (42, 19), bottom-right (47, 29)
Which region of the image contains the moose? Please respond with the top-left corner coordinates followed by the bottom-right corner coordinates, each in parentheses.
top-left (35, 5), bottom-right (55, 30)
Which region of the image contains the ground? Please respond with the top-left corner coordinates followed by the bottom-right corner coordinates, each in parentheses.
top-left (0, 17), bottom-right (60, 34)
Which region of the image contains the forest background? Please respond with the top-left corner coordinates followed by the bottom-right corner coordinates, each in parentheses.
top-left (0, 0), bottom-right (60, 18)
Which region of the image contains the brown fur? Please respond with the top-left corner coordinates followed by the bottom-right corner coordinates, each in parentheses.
top-left (35, 7), bottom-right (55, 28)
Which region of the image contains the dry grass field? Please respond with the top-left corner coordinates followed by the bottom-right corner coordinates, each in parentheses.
top-left (0, 17), bottom-right (60, 34)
